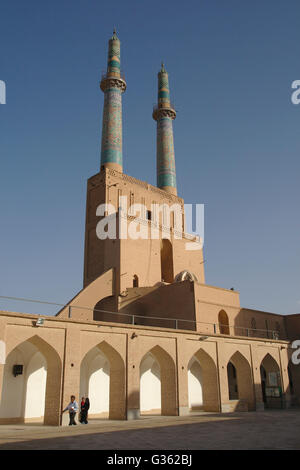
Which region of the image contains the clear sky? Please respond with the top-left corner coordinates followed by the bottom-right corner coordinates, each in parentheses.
top-left (0, 0), bottom-right (299, 316)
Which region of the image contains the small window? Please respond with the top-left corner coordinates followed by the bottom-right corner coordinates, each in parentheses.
top-left (218, 310), bottom-right (229, 335)
top-left (147, 210), bottom-right (152, 221)
top-left (133, 275), bottom-right (139, 288)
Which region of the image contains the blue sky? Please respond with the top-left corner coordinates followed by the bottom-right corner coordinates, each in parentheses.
top-left (0, 0), bottom-right (299, 315)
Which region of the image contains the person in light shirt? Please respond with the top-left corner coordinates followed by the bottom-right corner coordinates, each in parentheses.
top-left (63, 395), bottom-right (79, 425)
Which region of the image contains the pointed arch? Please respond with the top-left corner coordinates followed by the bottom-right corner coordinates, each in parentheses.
top-left (0, 335), bottom-right (62, 425)
top-left (188, 348), bottom-right (219, 412)
top-left (80, 340), bottom-right (125, 420)
top-left (227, 351), bottom-right (255, 411)
top-left (260, 353), bottom-right (282, 409)
top-left (139, 345), bottom-right (177, 416)
top-left (260, 353), bottom-right (280, 371)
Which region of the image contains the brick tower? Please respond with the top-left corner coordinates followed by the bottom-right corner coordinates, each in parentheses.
top-left (82, 33), bottom-right (204, 321)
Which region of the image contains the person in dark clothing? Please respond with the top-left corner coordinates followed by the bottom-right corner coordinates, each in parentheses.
top-left (79, 397), bottom-right (85, 424)
top-left (81, 397), bottom-right (90, 424)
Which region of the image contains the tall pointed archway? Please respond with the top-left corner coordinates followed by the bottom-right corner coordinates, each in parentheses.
top-left (260, 354), bottom-right (282, 409)
top-left (80, 341), bottom-right (126, 420)
top-left (227, 351), bottom-right (255, 411)
top-left (139, 345), bottom-right (177, 416)
top-left (0, 335), bottom-right (62, 425)
top-left (188, 348), bottom-right (219, 412)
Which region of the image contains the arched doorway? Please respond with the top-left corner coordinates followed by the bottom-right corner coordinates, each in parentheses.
top-left (80, 341), bottom-right (126, 420)
top-left (0, 336), bottom-right (62, 425)
top-left (188, 349), bottom-right (219, 412)
top-left (227, 351), bottom-right (255, 411)
top-left (260, 354), bottom-right (282, 409)
top-left (218, 310), bottom-right (230, 335)
top-left (139, 345), bottom-right (177, 416)
top-left (160, 239), bottom-right (174, 283)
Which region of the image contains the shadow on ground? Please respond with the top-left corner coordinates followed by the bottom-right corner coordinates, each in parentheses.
top-left (0, 410), bottom-right (299, 450)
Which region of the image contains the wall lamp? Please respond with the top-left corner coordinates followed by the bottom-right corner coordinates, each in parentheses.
top-left (131, 332), bottom-right (138, 339)
top-left (198, 336), bottom-right (208, 341)
top-left (35, 317), bottom-right (45, 327)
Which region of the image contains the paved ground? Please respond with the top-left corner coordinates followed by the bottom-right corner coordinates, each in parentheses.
top-left (0, 410), bottom-right (299, 450)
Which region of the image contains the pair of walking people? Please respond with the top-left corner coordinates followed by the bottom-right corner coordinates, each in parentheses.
top-left (63, 395), bottom-right (90, 426)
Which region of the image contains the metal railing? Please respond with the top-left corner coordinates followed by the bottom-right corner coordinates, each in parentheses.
top-left (0, 295), bottom-right (284, 341)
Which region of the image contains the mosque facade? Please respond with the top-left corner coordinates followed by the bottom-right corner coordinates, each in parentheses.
top-left (0, 32), bottom-right (299, 425)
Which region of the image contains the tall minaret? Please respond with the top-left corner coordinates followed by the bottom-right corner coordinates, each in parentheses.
top-left (100, 30), bottom-right (126, 172)
top-left (153, 63), bottom-right (177, 195)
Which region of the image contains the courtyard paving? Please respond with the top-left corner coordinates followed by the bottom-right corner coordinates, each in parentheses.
top-left (0, 410), bottom-right (299, 450)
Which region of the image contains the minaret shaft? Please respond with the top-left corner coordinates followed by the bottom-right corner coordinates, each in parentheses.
top-left (156, 117), bottom-right (177, 191)
top-left (153, 64), bottom-right (177, 195)
top-left (100, 87), bottom-right (123, 170)
top-left (100, 31), bottom-right (126, 172)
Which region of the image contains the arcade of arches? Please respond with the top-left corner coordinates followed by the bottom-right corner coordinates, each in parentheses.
top-left (0, 313), bottom-right (296, 426)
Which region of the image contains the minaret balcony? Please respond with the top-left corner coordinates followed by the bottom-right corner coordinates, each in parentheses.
top-left (100, 71), bottom-right (126, 92)
top-left (152, 103), bottom-right (176, 121)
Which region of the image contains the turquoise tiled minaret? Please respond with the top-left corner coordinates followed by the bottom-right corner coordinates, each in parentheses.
top-left (153, 63), bottom-right (177, 195)
top-left (100, 30), bottom-right (126, 172)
